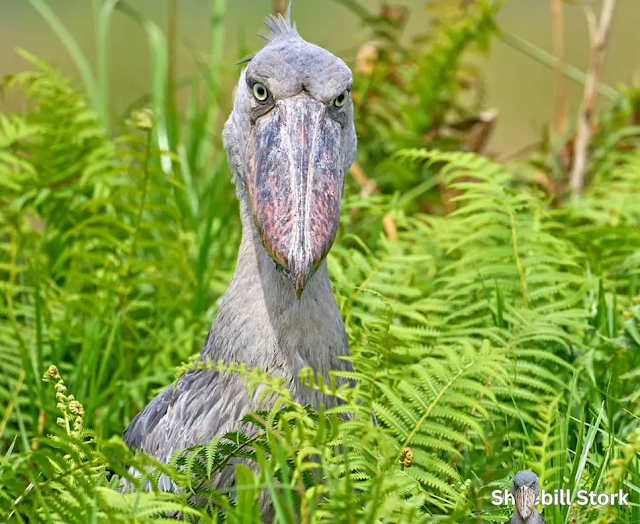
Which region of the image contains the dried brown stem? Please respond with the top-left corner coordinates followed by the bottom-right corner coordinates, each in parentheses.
top-left (349, 162), bottom-right (378, 197)
top-left (383, 215), bottom-right (398, 242)
top-left (468, 108), bottom-right (498, 154)
top-left (274, 0), bottom-right (286, 15)
top-left (569, 0), bottom-right (617, 199)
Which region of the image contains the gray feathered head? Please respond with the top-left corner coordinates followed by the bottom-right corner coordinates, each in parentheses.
top-left (223, 5), bottom-right (357, 298)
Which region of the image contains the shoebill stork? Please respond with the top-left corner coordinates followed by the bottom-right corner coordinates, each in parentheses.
top-left (505, 470), bottom-right (547, 524)
top-left (122, 4), bottom-right (356, 496)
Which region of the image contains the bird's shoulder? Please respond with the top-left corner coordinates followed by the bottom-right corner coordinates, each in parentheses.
top-left (123, 368), bottom-right (221, 453)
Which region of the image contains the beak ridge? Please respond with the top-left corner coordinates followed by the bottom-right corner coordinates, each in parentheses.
top-left (515, 485), bottom-right (536, 520)
top-left (250, 95), bottom-right (343, 297)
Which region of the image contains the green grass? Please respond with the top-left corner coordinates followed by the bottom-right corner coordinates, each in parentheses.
top-left (0, 1), bottom-right (639, 523)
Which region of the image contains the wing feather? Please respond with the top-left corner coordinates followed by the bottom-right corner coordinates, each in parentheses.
top-left (123, 368), bottom-right (226, 459)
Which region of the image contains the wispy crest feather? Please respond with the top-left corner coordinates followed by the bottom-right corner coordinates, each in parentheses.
top-left (260, 2), bottom-right (300, 44)
top-left (235, 4), bottom-right (298, 70)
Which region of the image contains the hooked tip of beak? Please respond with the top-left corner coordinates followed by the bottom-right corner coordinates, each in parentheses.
top-left (258, 230), bottom-right (319, 299)
top-left (292, 262), bottom-right (311, 299)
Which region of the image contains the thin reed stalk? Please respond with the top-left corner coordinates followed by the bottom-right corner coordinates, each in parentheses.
top-left (550, 0), bottom-right (567, 137)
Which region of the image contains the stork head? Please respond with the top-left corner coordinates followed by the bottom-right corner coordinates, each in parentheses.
top-left (511, 470), bottom-right (540, 520)
top-left (223, 6), bottom-right (357, 298)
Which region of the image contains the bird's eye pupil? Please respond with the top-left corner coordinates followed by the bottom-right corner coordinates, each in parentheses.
top-left (334, 90), bottom-right (348, 107)
top-left (253, 83), bottom-right (268, 101)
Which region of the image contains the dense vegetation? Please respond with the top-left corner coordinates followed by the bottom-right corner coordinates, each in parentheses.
top-left (1, 1), bottom-right (639, 522)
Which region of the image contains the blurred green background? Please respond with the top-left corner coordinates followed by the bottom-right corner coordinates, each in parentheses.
top-left (1, 0), bottom-right (639, 154)
top-left (2, 1), bottom-right (640, 522)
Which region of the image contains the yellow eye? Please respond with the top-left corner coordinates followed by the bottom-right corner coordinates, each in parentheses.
top-left (253, 83), bottom-right (269, 101)
top-left (334, 90), bottom-right (349, 107)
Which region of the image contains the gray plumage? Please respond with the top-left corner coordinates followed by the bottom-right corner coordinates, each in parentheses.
top-left (505, 470), bottom-right (547, 524)
top-left (122, 3), bottom-right (357, 514)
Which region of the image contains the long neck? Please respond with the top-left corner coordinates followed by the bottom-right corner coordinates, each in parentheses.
top-left (201, 200), bottom-right (349, 390)
top-left (509, 509), bottom-right (544, 524)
